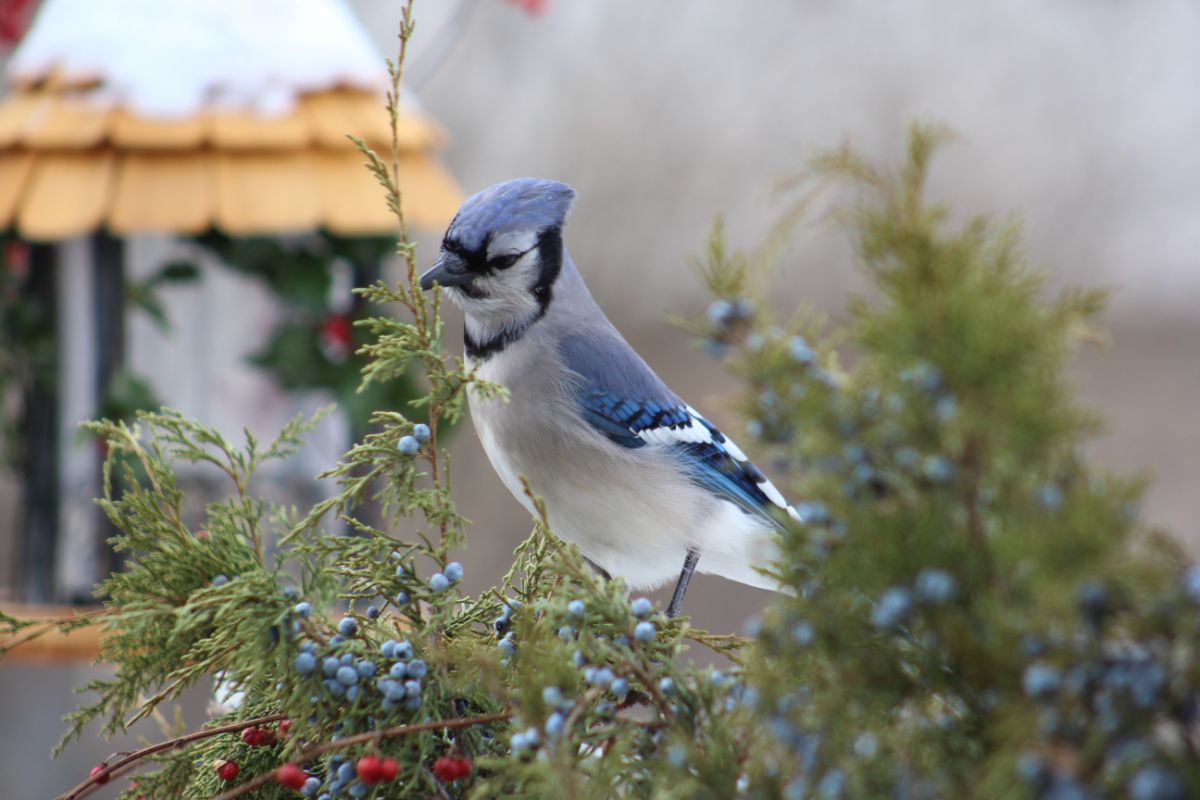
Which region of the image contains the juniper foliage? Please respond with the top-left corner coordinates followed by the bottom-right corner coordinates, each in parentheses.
top-left (714, 127), bottom-right (1196, 800)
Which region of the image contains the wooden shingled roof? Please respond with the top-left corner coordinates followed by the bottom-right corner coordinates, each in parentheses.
top-left (0, 81), bottom-right (462, 240)
top-left (0, 0), bottom-right (463, 240)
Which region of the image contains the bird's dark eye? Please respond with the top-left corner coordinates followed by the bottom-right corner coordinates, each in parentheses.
top-left (488, 252), bottom-right (522, 271)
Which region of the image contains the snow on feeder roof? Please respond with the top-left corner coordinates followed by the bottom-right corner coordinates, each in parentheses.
top-left (0, 0), bottom-right (461, 240)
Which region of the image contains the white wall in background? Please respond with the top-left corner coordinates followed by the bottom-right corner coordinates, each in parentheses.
top-left (353, 0), bottom-right (1200, 323)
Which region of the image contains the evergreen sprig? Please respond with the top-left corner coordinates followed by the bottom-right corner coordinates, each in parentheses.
top-left (695, 124), bottom-right (1195, 800)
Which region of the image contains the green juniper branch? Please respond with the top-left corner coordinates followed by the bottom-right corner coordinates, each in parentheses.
top-left (0, 607), bottom-right (109, 659)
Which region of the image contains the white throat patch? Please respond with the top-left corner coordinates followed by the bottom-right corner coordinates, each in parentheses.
top-left (452, 249), bottom-right (545, 348)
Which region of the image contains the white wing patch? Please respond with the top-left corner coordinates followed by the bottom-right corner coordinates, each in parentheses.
top-left (757, 477), bottom-right (792, 512)
top-left (636, 416), bottom-right (714, 447)
top-left (719, 434), bottom-right (748, 461)
top-left (634, 404), bottom-right (800, 522)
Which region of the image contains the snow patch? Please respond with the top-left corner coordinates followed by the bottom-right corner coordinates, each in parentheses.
top-left (8, 0), bottom-right (390, 118)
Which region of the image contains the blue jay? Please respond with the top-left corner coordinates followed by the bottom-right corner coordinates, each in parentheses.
top-left (420, 178), bottom-right (796, 616)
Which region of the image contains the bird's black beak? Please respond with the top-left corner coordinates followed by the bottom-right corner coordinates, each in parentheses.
top-left (419, 253), bottom-right (473, 291)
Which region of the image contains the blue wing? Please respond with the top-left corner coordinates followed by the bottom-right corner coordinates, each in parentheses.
top-left (576, 390), bottom-right (690, 449)
top-left (560, 333), bottom-right (796, 529)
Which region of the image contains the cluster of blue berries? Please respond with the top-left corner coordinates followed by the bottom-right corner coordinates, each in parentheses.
top-left (558, 595), bottom-right (657, 647)
top-left (278, 582), bottom-right (478, 798)
top-left (1034, 482), bottom-right (1065, 512)
top-left (1018, 751), bottom-right (1186, 800)
top-left (494, 598), bottom-right (521, 659)
top-left (290, 606), bottom-right (429, 720)
top-left (735, 335), bottom-right (965, 513)
top-left (397, 423), bottom-right (431, 458)
top-left (392, 557), bottom-right (412, 606)
top-left (429, 561), bottom-right (463, 593)
top-left (754, 565), bottom-right (1200, 798)
top-left (709, 667), bottom-right (759, 715)
top-left (508, 594), bottom-right (684, 758)
top-left (740, 333), bottom-right (838, 445)
top-left (282, 752), bottom-right (400, 799)
top-left (707, 297), bottom-right (755, 333)
top-left (1008, 575), bottom-right (1200, 799)
top-left (324, 758), bottom-right (364, 798)
top-left (786, 360), bottom-right (962, 506)
top-left (509, 725), bottom-right (542, 757)
top-left (790, 499), bottom-right (846, 565)
top-left (871, 568), bottom-right (957, 630)
top-left (391, 553), bottom-right (463, 608)
top-left (703, 297), bottom-right (756, 357)
top-left (899, 362), bottom-right (944, 398)
top-left (898, 363), bottom-right (961, 480)
top-left (630, 596), bottom-right (657, 642)
top-left (654, 669), bottom-right (760, 778)
top-left (758, 689), bottom-right (887, 800)
top-left (376, 638), bottom-right (427, 713)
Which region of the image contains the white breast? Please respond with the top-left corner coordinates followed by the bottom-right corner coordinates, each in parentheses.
top-left (465, 345), bottom-right (783, 591)
top-left (472, 405), bottom-right (537, 518)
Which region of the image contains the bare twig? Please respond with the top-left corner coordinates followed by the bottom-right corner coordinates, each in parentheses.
top-left (55, 713), bottom-right (286, 800)
top-left (208, 711), bottom-right (512, 800)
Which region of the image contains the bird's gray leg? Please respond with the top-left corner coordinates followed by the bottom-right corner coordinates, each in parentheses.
top-left (666, 548), bottom-right (700, 618)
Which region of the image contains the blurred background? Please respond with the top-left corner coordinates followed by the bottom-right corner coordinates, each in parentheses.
top-left (1, 0), bottom-right (1198, 796)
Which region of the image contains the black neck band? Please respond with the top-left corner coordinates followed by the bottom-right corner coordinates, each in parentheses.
top-left (463, 230), bottom-right (563, 361)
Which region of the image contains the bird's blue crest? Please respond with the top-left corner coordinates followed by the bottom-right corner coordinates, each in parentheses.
top-left (444, 178), bottom-right (577, 253)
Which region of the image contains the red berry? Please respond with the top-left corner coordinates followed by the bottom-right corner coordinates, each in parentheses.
top-left (432, 757), bottom-right (455, 783)
top-left (89, 765), bottom-right (110, 785)
top-left (240, 726), bottom-right (274, 746)
top-left (216, 760), bottom-right (239, 781)
top-left (276, 763), bottom-right (308, 790)
top-left (433, 755), bottom-right (471, 783)
top-left (378, 757), bottom-right (399, 783)
top-left (278, 718), bottom-right (293, 737)
top-left (195, 529), bottom-right (211, 539)
top-left (356, 755), bottom-right (384, 784)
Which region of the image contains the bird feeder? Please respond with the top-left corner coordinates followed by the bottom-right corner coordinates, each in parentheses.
top-left (0, 0), bottom-right (462, 608)
top-left (0, 0), bottom-right (460, 238)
